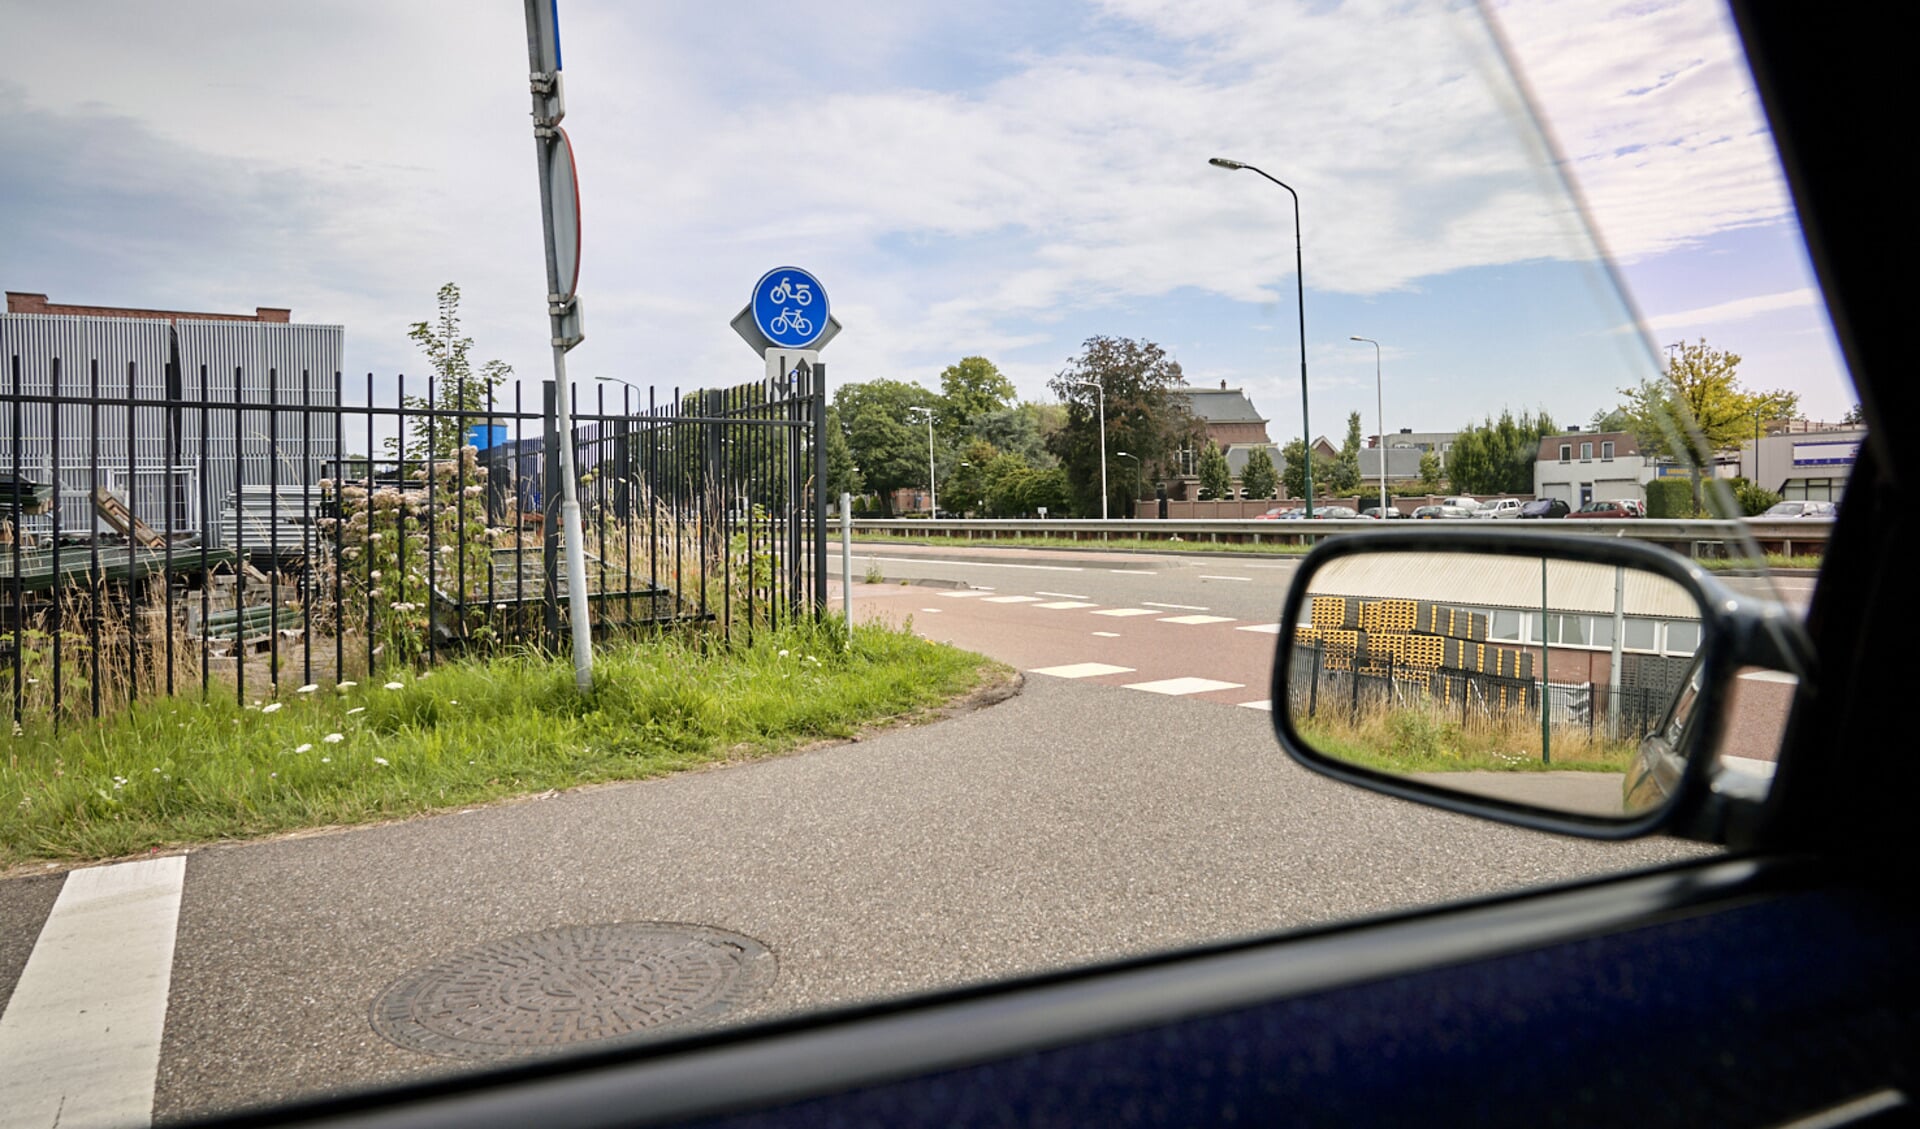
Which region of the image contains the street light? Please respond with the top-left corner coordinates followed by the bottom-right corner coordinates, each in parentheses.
top-left (1212, 156), bottom-right (1314, 517)
top-left (1350, 336), bottom-right (1387, 514)
top-left (1071, 378), bottom-right (1108, 520)
top-left (909, 406), bottom-right (936, 516)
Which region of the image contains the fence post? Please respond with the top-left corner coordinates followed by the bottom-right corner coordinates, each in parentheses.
top-left (1309, 639), bottom-right (1321, 718)
top-left (812, 363), bottom-right (829, 617)
top-left (542, 380), bottom-right (562, 647)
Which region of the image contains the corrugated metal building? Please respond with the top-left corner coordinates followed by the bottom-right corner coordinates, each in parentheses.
top-left (2, 310), bottom-right (341, 548)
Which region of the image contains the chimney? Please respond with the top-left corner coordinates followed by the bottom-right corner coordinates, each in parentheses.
top-left (1219, 379), bottom-right (1227, 390)
top-left (1399, 427), bottom-right (1412, 434)
top-left (1568, 425), bottom-right (1581, 432)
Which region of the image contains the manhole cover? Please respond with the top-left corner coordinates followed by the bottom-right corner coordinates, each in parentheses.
top-left (371, 922), bottom-right (777, 1059)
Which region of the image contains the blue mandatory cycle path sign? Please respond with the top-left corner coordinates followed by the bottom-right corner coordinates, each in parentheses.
top-left (752, 266), bottom-right (829, 349)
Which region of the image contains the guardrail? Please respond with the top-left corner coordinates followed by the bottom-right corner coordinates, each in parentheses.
top-left (847, 517), bottom-right (1832, 558)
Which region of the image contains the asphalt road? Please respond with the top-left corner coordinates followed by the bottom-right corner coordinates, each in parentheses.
top-left (1, 539), bottom-right (1779, 1123)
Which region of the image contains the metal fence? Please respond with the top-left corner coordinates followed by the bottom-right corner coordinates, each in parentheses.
top-left (1281, 643), bottom-right (1676, 741)
top-left (2, 356), bottom-right (828, 727)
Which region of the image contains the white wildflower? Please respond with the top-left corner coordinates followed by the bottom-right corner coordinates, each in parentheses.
top-left (296, 684), bottom-right (319, 694)
top-left (261, 702), bottom-right (283, 714)
top-left (373, 757), bottom-right (389, 766)
top-left (323, 732), bottom-right (344, 744)
top-left (321, 757), bottom-right (331, 764)
top-left (295, 743), bottom-right (312, 754)
top-left (778, 649), bottom-right (790, 658)
top-left (385, 681), bottom-right (405, 690)
top-left (348, 707), bottom-right (366, 715)
top-left (337, 681), bottom-right (357, 691)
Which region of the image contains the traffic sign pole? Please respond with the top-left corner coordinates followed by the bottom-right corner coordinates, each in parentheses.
top-left (524, 0), bottom-right (593, 691)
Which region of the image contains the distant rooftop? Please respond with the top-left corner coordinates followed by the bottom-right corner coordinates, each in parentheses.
top-left (1177, 384), bottom-right (1266, 424)
top-left (6, 291), bottom-right (292, 324)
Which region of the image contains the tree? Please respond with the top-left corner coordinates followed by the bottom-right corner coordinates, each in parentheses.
top-left (937, 357), bottom-right (1016, 437)
top-left (1197, 441), bottom-right (1233, 500)
top-left (834, 379), bottom-right (939, 517)
top-left (1447, 410), bottom-right (1558, 494)
top-left (1240, 446), bottom-right (1278, 501)
top-left (824, 407), bottom-right (862, 502)
top-left (1323, 411), bottom-right (1364, 494)
top-left (1279, 438), bottom-right (1336, 501)
top-left (1611, 338), bottom-right (1798, 511)
top-left (394, 283), bottom-right (512, 460)
top-left (941, 438), bottom-right (999, 516)
top-left (1416, 450), bottom-right (1446, 493)
top-left (1046, 336), bottom-right (1198, 517)
top-left (970, 404), bottom-right (1054, 468)
top-left (1841, 402), bottom-right (1865, 426)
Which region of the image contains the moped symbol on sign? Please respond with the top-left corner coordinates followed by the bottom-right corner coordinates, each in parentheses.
top-left (752, 267), bottom-right (830, 349)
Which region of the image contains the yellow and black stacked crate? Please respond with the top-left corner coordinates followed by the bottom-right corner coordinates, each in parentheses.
top-left (1306, 595), bottom-right (1530, 682)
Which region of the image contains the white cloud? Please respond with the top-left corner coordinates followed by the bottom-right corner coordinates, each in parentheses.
top-left (1640, 287), bottom-right (1818, 332)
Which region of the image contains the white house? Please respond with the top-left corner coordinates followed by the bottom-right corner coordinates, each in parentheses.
top-left (1533, 430), bottom-right (1656, 507)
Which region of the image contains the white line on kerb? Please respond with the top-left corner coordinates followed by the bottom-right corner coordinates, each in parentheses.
top-left (0, 855), bottom-right (187, 1129)
top-left (857, 556), bottom-right (1084, 573)
top-left (1199, 575), bottom-right (1253, 583)
top-left (1035, 591), bottom-right (1090, 600)
top-left (1143, 601), bottom-right (1209, 611)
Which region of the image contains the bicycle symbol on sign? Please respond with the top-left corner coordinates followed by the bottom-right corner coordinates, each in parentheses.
top-left (767, 277), bottom-right (813, 306)
top-left (769, 308), bottom-right (814, 336)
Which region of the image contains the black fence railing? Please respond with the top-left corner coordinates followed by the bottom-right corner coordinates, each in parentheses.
top-left (2, 358), bottom-right (826, 727)
top-left (1283, 643), bottom-right (1675, 741)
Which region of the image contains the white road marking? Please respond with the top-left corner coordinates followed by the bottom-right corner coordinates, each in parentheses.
top-left (1125, 677), bottom-right (1246, 696)
top-left (1112, 569), bottom-right (1159, 576)
top-left (1158, 615), bottom-right (1236, 625)
top-left (1238, 700), bottom-right (1273, 711)
top-left (920, 608), bottom-right (944, 613)
top-left (0, 855), bottom-right (187, 1129)
top-left (1031, 662), bottom-right (1136, 679)
top-left (1092, 631), bottom-right (1122, 638)
top-left (1199, 575), bottom-right (1253, 582)
top-left (1036, 601), bottom-right (1099, 610)
top-left (1236, 623), bottom-right (1284, 634)
top-left (935, 590), bottom-right (990, 598)
top-left (1242, 563), bottom-right (1300, 569)
top-left (983, 595), bottom-right (1043, 604)
top-left (858, 556), bottom-right (1083, 573)
top-left (1738, 670), bottom-right (1799, 684)
top-left (1035, 591), bottom-right (1090, 600)
top-left (1092, 608), bottom-right (1161, 618)
top-left (1143, 601), bottom-right (1209, 611)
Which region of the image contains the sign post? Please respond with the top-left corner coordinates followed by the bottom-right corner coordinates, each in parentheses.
top-left (523, 0), bottom-right (593, 691)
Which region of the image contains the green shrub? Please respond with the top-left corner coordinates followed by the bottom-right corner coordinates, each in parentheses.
top-left (1644, 478), bottom-right (1695, 518)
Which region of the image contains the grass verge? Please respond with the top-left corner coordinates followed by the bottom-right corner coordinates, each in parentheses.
top-left (1698, 554), bottom-right (1823, 571)
top-left (1297, 707), bottom-right (1634, 774)
top-left (856, 533), bottom-right (1314, 556)
top-left (2, 622), bottom-right (1004, 868)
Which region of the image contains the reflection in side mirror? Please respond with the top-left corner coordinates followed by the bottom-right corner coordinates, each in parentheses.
top-left (1279, 548), bottom-right (1707, 823)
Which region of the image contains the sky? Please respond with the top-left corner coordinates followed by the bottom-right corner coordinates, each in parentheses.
top-left (0, 0), bottom-right (1855, 446)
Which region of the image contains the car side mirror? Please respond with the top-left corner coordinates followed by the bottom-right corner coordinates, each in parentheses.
top-left (1268, 529), bottom-right (1808, 842)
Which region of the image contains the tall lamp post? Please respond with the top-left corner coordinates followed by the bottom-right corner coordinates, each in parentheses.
top-left (1350, 336), bottom-right (1386, 514)
top-left (910, 406), bottom-right (936, 516)
top-left (1072, 378), bottom-right (1108, 520)
top-left (1211, 156), bottom-right (1313, 517)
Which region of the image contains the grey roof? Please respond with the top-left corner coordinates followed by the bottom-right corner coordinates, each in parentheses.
top-left (1177, 387), bottom-right (1266, 424)
top-left (1312, 553), bottom-right (1702, 618)
top-left (1380, 430), bottom-right (1457, 448)
top-left (1358, 448), bottom-right (1424, 479)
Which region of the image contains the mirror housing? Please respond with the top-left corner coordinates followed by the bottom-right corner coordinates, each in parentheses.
top-left (1269, 529), bottom-right (1809, 843)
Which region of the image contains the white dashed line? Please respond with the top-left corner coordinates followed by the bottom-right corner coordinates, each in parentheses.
top-left (859, 557), bottom-right (1083, 573)
top-left (1112, 569), bottom-right (1158, 576)
top-left (1143, 601), bottom-right (1209, 611)
top-left (1091, 608), bottom-right (1160, 618)
top-left (920, 608), bottom-right (943, 613)
top-left (1236, 623), bottom-right (1284, 634)
top-left (1125, 677), bottom-right (1246, 696)
top-left (1036, 601), bottom-right (1099, 610)
top-left (1035, 591), bottom-right (1090, 600)
top-left (1031, 662), bottom-right (1136, 679)
top-left (1092, 631), bottom-right (1122, 638)
top-left (1158, 615), bottom-right (1236, 625)
top-left (1238, 700), bottom-right (1273, 711)
top-left (1199, 575), bottom-right (1253, 582)
top-left (0, 856), bottom-right (187, 1129)
top-left (982, 595), bottom-right (1042, 604)
top-left (935, 590), bottom-right (990, 598)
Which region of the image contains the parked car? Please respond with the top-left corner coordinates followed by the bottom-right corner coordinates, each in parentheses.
top-left (1565, 500), bottom-right (1641, 519)
top-left (1253, 505), bottom-right (1305, 520)
top-left (1439, 496), bottom-right (1484, 514)
top-left (1617, 498), bottom-right (1647, 517)
top-left (1755, 499), bottom-right (1837, 518)
top-left (1310, 505), bottom-right (1359, 520)
top-left (1472, 498), bottom-right (1524, 519)
top-left (1360, 505), bottom-right (1408, 520)
top-left (1517, 498), bottom-right (1571, 519)
top-left (1412, 504), bottom-right (1476, 519)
